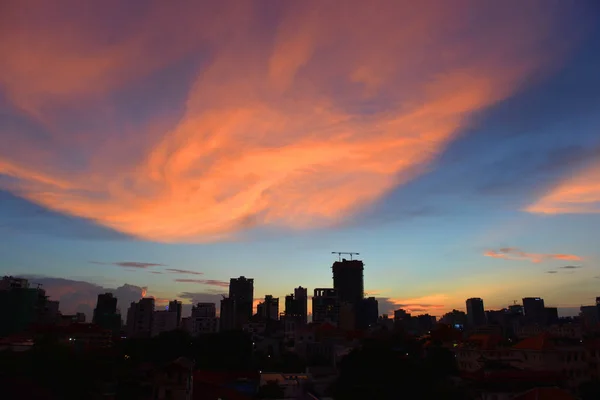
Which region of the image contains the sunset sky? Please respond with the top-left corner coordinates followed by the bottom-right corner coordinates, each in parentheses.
top-left (1, 0), bottom-right (600, 319)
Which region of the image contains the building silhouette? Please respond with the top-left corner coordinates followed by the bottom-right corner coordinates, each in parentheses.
top-left (168, 300), bottom-right (182, 327)
top-left (229, 276), bottom-right (254, 328)
top-left (220, 297), bottom-right (236, 331)
top-left (0, 276), bottom-right (49, 337)
top-left (522, 297), bottom-right (545, 325)
top-left (357, 297), bottom-right (379, 329)
top-left (126, 297), bottom-right (155, 338)
top-left (466, 297), bottom-right (486, 327)
top-left (152, 310), bottom-right (178, 336)
top-left (332, 259), bottom-right (364, 306)
top-left (93, 293), bottom-right (121, 334)
top-left (312, 288), bottom-right (340, 325)
top-left (189, 302), bottom-right (218, 335)
top-left (284, 286), bottom-right (308, 325)
top-left (257, 295), bottom-right (279, 320)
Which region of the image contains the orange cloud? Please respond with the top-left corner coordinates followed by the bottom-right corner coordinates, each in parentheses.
top-left (0, 1), bottom-right (576, 242)
top-left (526, 162), bottom-right (600, 215)
top-left (484, 247), bottom-right (582, 263)
top-left (387, 294), bottom-right (448, 315)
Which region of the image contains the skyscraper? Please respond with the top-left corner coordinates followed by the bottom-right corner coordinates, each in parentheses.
top-left (229, 276), bottom-right (254, 328)
top-left (332, 259), bottom-right (364, 306)
top-left (466, 298), bottom-right (486, 327)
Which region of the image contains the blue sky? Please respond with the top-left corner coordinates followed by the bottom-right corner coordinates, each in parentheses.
top-left (1, 0), bottom-right (600, 318)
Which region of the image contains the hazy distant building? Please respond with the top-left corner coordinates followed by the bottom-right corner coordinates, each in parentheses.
top-left (466, 298), bottom-right (486, 327)
top-left (93, 293), bottom-right (121, 333)
top-left (126, 298), bottom-right (155, 338)
top-left (332, 259), bottom-right (364, 306)
top-left (523, 297), bottom-right (546, 325)
top-left (152, 310), bottom-right (178, 336)
top-left (312, 288), bottom-right (340, 325)
top-left (229, 276), bottom-right (254, 328)
top-left (168, 300), bottom-right (182, 327)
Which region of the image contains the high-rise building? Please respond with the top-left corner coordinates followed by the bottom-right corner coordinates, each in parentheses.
top-left (93, 293), bottom-right (121, 333)
top-left (312, 288), bottom-right (340, 325)
top-left (168, 300), bottom-right (182, 327)
top-left (0, 276), bottom-right (48, 337)
top-left (152, 310), bottom-right (178, 336)
top-left (189, 302), bottom-right (218, 335)
top-left (257, 295), bottom-right (279, 320)
top-left (126, 297), bottom-right (155, 338)
top-left (356, 297), bottom-right (379, 329)
top-left (332, 259), bottom-right (364, 306)
top-left (284, 287), bottom-right (308, 325)
top-left (220, 297), bottom-right (236, 331)
top-left (522, 297), bottom-right (546, 325)
top-left (294, 286), bottom-right (308, 324)
top-left (229, 276), bottom-right (254, 328)
top-left (466, 298), bottom-right (486, 327)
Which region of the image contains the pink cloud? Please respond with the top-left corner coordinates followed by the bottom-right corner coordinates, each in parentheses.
top-left (0, 1), bottom-right (578, 242)
top-left (484, 247), bottom-right (582, 263)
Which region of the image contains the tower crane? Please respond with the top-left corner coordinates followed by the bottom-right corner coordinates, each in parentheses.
top-left (331, 251), bottom-right (360, 261)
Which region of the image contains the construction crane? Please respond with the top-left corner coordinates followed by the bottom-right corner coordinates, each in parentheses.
top-left (331, 251), bottom-right (360, 261)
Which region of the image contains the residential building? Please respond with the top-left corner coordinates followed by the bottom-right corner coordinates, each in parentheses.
top-left (127, 297), bottom-right (155, 338)
top-left (0, 276), bottom-right (49, 336)
top-left (189, 302), bottom-right (218, 335)
top-left (219, 297), bottom-right (236, 331)
top-left (294, 286), bottom-right (308, 325)
top-left (257, 295), bottom-right (279, 320)
top-left (312, 288), bottom-right (340, 325)
top-left (523, 297), bottom-right (546, 325)
top-left (466, 298), bottom-right (486, 327)
top-left (168, 300), bottom-right (182, 327)
top-left (229, 276), bottom-right (254, 328)
top-left (93, 293), bottom-right (121, 334)
top-left (356, 297), bottom-right (378, 329)
top-left (152, 310), bottom-right (178, 336)
top-left (285, 286), bottom-right (308, 325)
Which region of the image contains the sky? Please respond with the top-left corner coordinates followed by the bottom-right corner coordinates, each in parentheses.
top-left (1, 0), bottom-right (600, 320)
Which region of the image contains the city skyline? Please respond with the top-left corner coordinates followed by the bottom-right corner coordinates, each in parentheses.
top-left (1, 1), bottom-right (600, 318)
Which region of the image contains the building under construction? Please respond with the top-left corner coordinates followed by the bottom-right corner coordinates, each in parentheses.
top-left (332, 257), bottom-right (364, 305)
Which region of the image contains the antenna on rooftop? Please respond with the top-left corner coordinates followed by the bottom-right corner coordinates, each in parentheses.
top-left (331, 252), bottom-right (360, 261)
